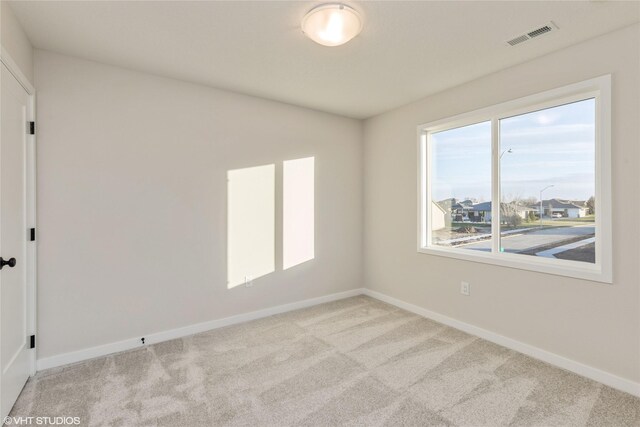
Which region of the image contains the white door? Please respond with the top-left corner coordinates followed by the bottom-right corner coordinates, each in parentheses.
top-left (0, 62), bottom-right (30, 420)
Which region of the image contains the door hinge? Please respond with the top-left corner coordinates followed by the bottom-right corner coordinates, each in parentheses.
top-left (29, 335), bottom-right (35, 349)
top-left (30, 228), bottom-right (36, 241)
top-left (28, 121), bottom-right (35, 135)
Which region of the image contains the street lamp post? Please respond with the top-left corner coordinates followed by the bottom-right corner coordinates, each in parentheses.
top-left (499, 149), bottom-right (513, 231)
top-left (539, 185), bottom-right (555, 226)
top-left (500, 148), bottom-right (512, 159)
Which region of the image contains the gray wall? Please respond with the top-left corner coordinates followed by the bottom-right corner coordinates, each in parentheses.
top-left (34, 50), bottom-right (363, 359)
top-left (1, 0), bottom-right (33, 83)
top-left (29, 21), bottom-right (640, 386)
top-left (363, 24), bottom-right (640, 383)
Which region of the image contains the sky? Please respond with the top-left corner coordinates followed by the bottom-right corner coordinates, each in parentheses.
top-left (431, 98), bottom-right (595, 203)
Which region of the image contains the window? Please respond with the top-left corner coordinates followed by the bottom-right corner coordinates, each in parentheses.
top-left (419, 76), bottom-right (611, 283)
top-left (429, 121), bottom-right (491, 251)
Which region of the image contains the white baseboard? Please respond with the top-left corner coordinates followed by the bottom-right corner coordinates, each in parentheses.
top-left (36, 288), bottom-right (364, 371)
top-left (362, 289), bottom-right (640, 397)
top-left (37, 286), bottom-right (640, 398)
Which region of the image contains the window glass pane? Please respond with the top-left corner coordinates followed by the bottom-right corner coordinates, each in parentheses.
top-left (430, 121), bottom-right (491, 251)
top-left (283, 157), bottom-right (315, 269)
top-left (499, 99), bottom-right (595, 263)
top-left (227, 164), bottom-right (275, 288)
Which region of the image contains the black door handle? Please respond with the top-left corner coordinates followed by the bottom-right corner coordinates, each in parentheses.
top-left (0, 257), bottom-right (16, 269)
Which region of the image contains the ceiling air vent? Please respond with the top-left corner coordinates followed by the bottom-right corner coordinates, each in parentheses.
top-left (506, 21), bottom-right (558, 47)
top-left (507, 35), bottom-right (529, 46)
top-left (528, 25), bottom-right (552, 38)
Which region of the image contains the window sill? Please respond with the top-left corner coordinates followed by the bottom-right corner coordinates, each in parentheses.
top-left (417, 246), bottom-right (611, 284)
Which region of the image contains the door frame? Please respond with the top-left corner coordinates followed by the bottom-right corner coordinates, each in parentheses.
top-left (0, 46), bottom-right (37, 376)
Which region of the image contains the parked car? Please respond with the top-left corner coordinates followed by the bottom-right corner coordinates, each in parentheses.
top-left (551, 212), bottom-right (563, 218)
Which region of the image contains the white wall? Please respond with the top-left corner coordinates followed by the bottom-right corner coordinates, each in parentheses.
top-left (0, 0), bottom-right (33, 83)
top-left (363, 24), bottom-right (640, 383)
top-left (431, 202), bottom-right (446, 231)
top-left (34, 50), bottom-right (363, 359)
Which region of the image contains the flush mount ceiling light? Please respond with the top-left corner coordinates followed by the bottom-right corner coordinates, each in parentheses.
top-left (301, 3), bottom-right (362, 47)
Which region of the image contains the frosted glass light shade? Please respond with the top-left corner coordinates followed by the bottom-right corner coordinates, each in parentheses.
top-left (301, 4), bottom-right (362, 47)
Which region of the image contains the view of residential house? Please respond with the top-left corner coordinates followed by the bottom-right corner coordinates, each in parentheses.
top-left (431, 196), bottom-right (595, 264)
top-left (434, 198), bottom-right (588, 226)
top-left (431, 200), bottom-right (448, 231)
top-left (539, 199), bottom-right (588, 218)
top-left (471, 201), bottom-right (493, 222)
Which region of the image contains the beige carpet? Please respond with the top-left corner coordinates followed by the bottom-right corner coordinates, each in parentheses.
top-left (10, 295), bottom-right (640, 426)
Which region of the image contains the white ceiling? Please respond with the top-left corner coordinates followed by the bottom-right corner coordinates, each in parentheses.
top-left (9, 1), bottom-right (640, 119)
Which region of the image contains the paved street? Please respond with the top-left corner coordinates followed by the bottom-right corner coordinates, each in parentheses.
top-left (459, 225), bottom-right (595, 253)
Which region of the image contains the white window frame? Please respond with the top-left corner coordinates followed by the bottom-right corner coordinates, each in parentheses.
top-left (418, 75), bottom-right (612, 283)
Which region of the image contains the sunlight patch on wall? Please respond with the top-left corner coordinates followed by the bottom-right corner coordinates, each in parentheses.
top-left (227, 164), bottom-right (275, 288)
top-left (283, 157), bottom-right (315, 270)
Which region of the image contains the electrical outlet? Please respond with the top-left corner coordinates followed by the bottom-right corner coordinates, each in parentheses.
top-left (245, 276), bottom-right (253, 288)
top-left (461, 281), bottom-right (470, 296)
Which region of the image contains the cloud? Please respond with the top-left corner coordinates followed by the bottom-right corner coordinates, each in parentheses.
top-left (501, 123), bottom-right (594, 138)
